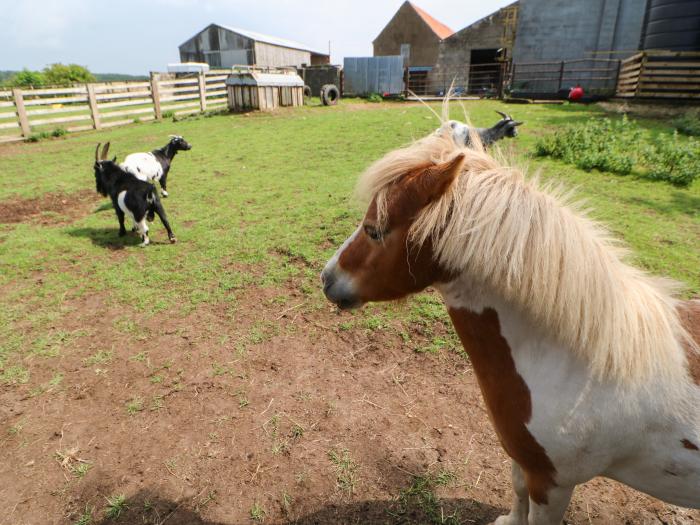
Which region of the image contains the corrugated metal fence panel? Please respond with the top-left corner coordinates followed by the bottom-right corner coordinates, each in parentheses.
top-left (343, 56), bottom-right (404, 95)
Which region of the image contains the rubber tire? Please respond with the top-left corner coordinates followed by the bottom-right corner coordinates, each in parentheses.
top-left (303, 85), bottom-right (312, 98)
top-left (321, 84), bottom-right (339, 106)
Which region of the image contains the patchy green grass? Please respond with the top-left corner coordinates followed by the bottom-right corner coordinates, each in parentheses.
top-left (391, 469), bottom-right (460, 524)
top-left (328, 447), bottom-right (359, 496)
top-left (0, 99), bottom-right (698, 394)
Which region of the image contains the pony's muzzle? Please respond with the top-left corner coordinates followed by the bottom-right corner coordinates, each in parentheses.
top-left (321, 264), bottom-right (362, 310)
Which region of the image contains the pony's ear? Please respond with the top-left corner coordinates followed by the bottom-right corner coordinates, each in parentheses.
top-left (416, 153), bottom-right (465, 203)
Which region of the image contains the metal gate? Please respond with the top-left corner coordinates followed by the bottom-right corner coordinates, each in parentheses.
top-left (343, 56), bottom-right (405, 96)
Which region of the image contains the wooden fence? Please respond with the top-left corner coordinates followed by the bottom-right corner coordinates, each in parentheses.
top-left (0, 71), bottom-right (229, 143)
top-left (616, 50), bottom-right (700, 99)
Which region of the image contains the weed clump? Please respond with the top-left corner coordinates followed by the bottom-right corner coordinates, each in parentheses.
top-left (535, 116), bottom-right (699, 187)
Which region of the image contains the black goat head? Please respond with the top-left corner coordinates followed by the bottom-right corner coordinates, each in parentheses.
top-left (495, 110), bottom-right (524, 138)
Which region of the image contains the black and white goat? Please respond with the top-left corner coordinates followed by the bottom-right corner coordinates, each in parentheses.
top-left (440, 110), bottom-right (523, 148)
top-left (93, 143), bottom-right (176, 246)
top-left (120, 135), bottom-right (192, 197)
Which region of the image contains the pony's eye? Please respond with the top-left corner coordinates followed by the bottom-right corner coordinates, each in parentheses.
top-left (364, 224), bottom-right (383, 241)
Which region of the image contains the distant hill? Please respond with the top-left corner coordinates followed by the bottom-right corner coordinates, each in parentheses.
top-left (0, 70), bottom-right (148, 84)
top-left (94, 73), bottom-right (149, 82)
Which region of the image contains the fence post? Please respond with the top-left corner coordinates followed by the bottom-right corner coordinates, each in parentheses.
top-left (613, 59), bottom-right (622, 95)
top-left (557, 61), bottom-right (565, 92)
top-left (198, 73), bottom-right (207, 112)
top-left (12, 88), bottom-right (30, 138)
top-left (150, 72), bottom-right (162, 120)
top-left (86, 83), bottom-right (101, 130)
top-left (635, 52), bottom-right (647, 97)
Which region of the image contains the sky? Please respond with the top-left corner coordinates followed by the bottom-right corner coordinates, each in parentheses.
top-left (0, 0), bottom-right (515, 75)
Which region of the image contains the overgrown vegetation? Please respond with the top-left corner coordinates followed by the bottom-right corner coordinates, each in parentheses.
top-left (673, 111), bottom-right (700, 137)
top-left (3, 63), bottom-right (95, 88)
top-left (535, 116), bottom-right (700, 186)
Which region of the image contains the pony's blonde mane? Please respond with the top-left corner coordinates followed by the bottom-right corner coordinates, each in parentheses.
top-left (358, 116), bottom-right (696, 388)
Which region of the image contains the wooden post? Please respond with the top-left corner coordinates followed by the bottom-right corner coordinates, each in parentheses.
top-left (12, 88), bottom-right (30, 138)
top-left (86, 83), bottom-right (101, 130)
top-left (150, 72), bottom-right (162, 120)
top-left (557, 61), bottom-right (565, 92)
top-left (198, 73), bottom-right (207, 112)
top-left (613, 59), bottom-right (622, 95)
top-left (635, 52), bottom-right (647, 97)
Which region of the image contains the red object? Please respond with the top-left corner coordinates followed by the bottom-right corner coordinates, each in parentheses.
top-left (569, 85), bottom-right (584, 101)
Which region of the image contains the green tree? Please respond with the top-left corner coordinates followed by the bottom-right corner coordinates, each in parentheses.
top-left (43, 63), bottom-right (95, 85)
top-left (7, 68), bottom-right (46, 87)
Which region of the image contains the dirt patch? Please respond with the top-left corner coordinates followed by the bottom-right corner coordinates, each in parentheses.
top-left (0, 189), bottom-right (101, 225)
top-left (1, 284), bottom-right (698, 525)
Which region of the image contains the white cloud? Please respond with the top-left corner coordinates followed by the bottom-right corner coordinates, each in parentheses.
top-left (2, 0), bottom-right (91, 49)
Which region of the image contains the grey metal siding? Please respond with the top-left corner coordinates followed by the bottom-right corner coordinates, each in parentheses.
top-left (343, 56), bottom-right (405, 95)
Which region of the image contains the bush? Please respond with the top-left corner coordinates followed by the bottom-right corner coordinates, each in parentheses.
top-left (535, 116), bottom-right (641, 175)
top-left (7, 69), bottom-right (46, 88)
top-left (672, 111), bottom-right (700, 137)
top-left (51, 127), bottom-right (67, 138)
top-left (43, 63), bottom-right (95, 85)
top-left (535, 116), bottom-right (698, 187)
top-left (643, 132), bottom-right (700, 187)
top-left (366, 93), bottom-right (382, 103)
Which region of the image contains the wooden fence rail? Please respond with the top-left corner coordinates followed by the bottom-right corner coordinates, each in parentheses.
top-left (0, 71), bottom-right (232, 144)
top-left (616, 50), bottom-right (700, 99)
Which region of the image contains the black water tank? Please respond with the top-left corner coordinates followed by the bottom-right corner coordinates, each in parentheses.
top-left (642, 0), bottom-right (700, 51)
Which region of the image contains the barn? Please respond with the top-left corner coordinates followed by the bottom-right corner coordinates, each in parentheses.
top-left (373, 2), bottom-right (454, 68)
top-left (425, 2), bottom-right (518, 96)
top-left (178, 24), bottom-right (330, 69)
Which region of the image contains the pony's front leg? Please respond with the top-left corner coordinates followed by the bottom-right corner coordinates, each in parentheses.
top-left (493, 461), bottom-right (528, 525)
top-left (527, 485), bottom-right (574, 525)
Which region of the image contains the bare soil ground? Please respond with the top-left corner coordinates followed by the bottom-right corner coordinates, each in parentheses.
top-left (0, 190), bottom-right (101, 225)
top-left (1, 273), bottom-right (698, 524)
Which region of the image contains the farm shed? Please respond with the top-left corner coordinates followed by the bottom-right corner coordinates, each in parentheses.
top-left (425, 2), bottom-right (518, 96)
top-left (298, 65), bottom-right (343, 97)
top-left (226, 71), bottom-right (304, 111)
top-left (179, 24), bottom-right (330, 69)
top-left (373, 2), bottom-right (454, 68)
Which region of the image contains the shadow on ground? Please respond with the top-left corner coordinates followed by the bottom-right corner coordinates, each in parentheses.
top-left (66, 226), bottom-right (175, 249)
top-left (87, 489), bottom-right (503, 525)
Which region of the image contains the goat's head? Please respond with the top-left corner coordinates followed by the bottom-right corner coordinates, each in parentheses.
top-left (93, 142), bottom-right (118, 196)
top-left (169, 135), bottom-right (192, 151)
top-left (495, 110), bottom-right (523, 139)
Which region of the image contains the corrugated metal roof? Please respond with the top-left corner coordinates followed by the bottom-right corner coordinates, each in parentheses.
top-left (219, 25), bottom-right (329, 56)
top-left (225, 72), bottom-right (305, 87)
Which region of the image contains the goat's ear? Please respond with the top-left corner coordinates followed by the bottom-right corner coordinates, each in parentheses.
top-left (101, 142), bottom-right (110, 160)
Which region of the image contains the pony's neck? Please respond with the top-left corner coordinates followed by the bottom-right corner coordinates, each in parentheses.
top-left (436, 276), bottom-right (544, 356)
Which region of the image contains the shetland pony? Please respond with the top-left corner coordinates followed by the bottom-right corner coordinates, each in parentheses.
top-left (321, 118), bottom-right (700, 524)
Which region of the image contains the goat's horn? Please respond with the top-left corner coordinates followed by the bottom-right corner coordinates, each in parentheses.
top-left (101, 142), bottom-right (110, 160)
top-left (95, 143), bottom-right (101, 162)
top-left (513, 121), bottom-right (524, 126)
top-left (495, 110), bottom-right (509, 120)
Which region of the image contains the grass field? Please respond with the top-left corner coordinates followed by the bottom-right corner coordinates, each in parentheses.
top-left (0, 99), bottom-right (698, 525)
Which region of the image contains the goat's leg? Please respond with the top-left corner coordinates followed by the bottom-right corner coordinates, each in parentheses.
top-left (152, 201), bottom-right (176, 243)
top-left (114, 204), bottom-right (127, 237)
top-left (159, 174), bottom-right (169, 197)
top-left (135, 217), bottom-right (150, 246)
